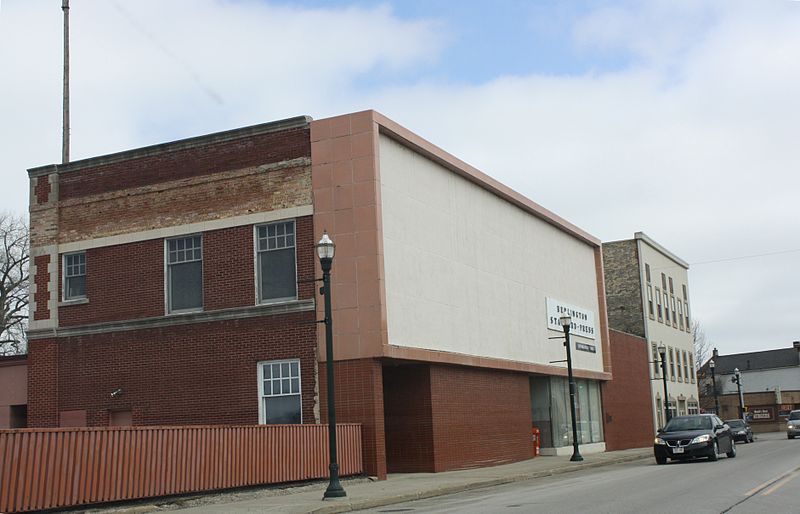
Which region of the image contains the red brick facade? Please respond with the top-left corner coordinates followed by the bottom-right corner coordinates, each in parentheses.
top-left (601, 329), bottom-right (655, 450)
top-left (28, 313), bottom-right (316, 428)
top-left (33, 255), bottom-right (50, 321)
top-left (58, 127), bottom-right (310, 200)
top-left (35, 175), bottom-right (50, 204)
top-left (320, 359), bottom-right (387, 479)
top-left (382, 363), bottom-right (532, 473)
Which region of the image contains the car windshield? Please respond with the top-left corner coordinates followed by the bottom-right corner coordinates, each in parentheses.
top-left (664, 416), bottom-right (712, 432)
top-left (726, 420), bottom-right (744, 428)
top-left (789, 411), bottom-right (800, 421)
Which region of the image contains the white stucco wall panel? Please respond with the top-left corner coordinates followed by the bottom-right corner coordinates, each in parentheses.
top-left (379, 135), bottom-right (603, 372)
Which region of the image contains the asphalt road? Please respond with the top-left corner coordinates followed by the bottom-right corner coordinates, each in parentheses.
top-left (364, 431), bottom-right (800, 514)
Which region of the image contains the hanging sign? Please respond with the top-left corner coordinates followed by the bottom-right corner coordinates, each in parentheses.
top-left (546, 298), bottom-right (596, 340)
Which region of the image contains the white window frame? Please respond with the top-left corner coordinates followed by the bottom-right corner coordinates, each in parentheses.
top-left (655, 288), bottom-right (663, 322)
top-left (62, 251), bottom-right (87, 301)
top-left (254, 220), bottom-right (298, 305)
top-left (165, 234), bottom-right (204, 314)
top-left (257, 359), bottom-right (302, 424)
top-left (646, 285), bottom-right (654, 319)
top-left (663, 291), bottom-right (670, 323)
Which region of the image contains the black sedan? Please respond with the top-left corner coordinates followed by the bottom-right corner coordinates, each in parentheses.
top-left (725, 418), bottom-right (754, 443)
top-left (654, 414), bottom-right (736, 464)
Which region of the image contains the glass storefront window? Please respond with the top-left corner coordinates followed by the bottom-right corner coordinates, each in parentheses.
top-left (533, 376), bottom-right (605, 448)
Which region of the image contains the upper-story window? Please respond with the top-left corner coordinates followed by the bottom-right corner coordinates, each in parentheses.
top-left (661, 273), bottom-right (667, 290)
top-left (677, 300), bottom-right (684, 330)
top-left (256, 221), bottom-right (297, 303)
top-left (668, 276), bottom-right (674, 294)
top-left (655, 288), bottom-right (663, 322)
top-left (676, 350), bottom-right (683, 381)
top-left (166, 235), bottom-right (203, 313)
top-left (689, 354), bottom-right (695, 382)
top-left (663, 291), bottom-right (670, 323)
top-left (647, 285), bottom-right (654, 318)
top-left (669, 347), bottom-right (675, 380)
top-left (670, 296), bottom-right (677, 327)
top-left (682, 350), bottom-right (689, 382)
top-left (651, 343), bottom-right (660, 377)
top-left (63, 251), bottom-right (86, 300)
top-left (645, 263), bottom-right (651, 282)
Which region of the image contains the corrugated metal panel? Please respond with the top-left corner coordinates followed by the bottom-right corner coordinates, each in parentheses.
top-left (0, 424), bottom-right (362, 513)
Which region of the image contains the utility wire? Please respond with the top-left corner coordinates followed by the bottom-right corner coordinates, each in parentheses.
top-left (691, 247), bottom-right (800, 266)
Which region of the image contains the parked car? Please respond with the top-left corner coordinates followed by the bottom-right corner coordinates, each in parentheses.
top-left (653, 414), bottom-right (736, 465)
top-left (725, 418), bottom-right (754, 443)
top-left (787, 410), bottom-right (800, 439)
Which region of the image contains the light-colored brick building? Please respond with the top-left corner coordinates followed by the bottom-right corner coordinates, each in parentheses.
top-left (603, 233), bottom-right (699, 431)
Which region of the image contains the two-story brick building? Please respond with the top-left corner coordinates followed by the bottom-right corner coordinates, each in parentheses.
top-left (28, 110), bottom-right (613, 478)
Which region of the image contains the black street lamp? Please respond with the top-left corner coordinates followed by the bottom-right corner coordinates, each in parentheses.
top-left (658, 344), bottom-right (671, 424)
top-left (317, 232), bottom-right (346, 500)
top-left (732, 367), bottom-right (744, 420)
top-left (559, 313), bottom-right (583, 462)
top-left (709, 359), bottom-right (720, 414)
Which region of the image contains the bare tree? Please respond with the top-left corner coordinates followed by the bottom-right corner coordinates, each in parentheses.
top-left (0, 214), bottom-right (29, 355)
top-left (692, 319), bottom-right (711, 369)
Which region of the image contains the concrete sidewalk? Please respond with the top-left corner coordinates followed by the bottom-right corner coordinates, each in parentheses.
top-left (95, 447), bottom-right (653, 514)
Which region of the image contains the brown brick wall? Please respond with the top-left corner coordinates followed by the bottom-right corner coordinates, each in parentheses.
top-left (33, 255), bottom-right (51, 321)
top-left (383, 364), bottom-right (434, 473)
top-left (59, 240), bottom-right (164, 326)
top-left (320, 358), bottom-right (386, 479)
top-left (27, 339), bottom-right (59, 427)
top-left (429, 364), bottom-right (532, 471)
top-left (602, 329), bottom-right (654, 450)
top-left (59, 216), bottom-right (315, 326)
top-left (35, 175), bottom-right (50, 204)
top-left (28, 312), bottom-right (316, 428)
top-left (59, 128), bottom-right (310, 200)
top-left (603, 240), bottom-right (646, 338)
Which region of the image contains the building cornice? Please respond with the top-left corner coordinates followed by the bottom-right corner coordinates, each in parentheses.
top-left (634, 232), bottom-right (690, 269)
top-left (28, 116), bottom-right (312, 178)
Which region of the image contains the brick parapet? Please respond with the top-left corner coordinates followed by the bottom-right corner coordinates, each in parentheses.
top-left (602, 240), bottom-right (646, 337)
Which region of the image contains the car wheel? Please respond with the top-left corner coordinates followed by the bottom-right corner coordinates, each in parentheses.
top-left (789, 434), bottom-right (795, 439)
top-left (708, 441), bottom-right (719, 461)
top-left (655, 455), bottom-right (667, 465)
top-left (749, 434), bottom-right (754, 443)
top-left (726, 441), bottom-right (736, 458)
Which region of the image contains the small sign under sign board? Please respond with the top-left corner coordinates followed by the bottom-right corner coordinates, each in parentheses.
top-left (575, 342), bottom-right (596, 353)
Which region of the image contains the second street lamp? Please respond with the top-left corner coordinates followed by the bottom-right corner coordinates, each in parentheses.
top-left (658, 344), bottom-right (671, 424)
top-left (559, 312), bottom-right (583, 462)
top-left (732, 367), bottom-right (745, 420)
top-left (317, 232), bottom-right (346, 500)
top-left (709, 359), bottom-right (720, 414)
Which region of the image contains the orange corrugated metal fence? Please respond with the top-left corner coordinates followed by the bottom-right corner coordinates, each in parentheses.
top-left (0, 424), bottom-right (362, 513)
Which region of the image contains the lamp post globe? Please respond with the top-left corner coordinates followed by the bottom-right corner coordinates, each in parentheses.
top-left (558, 312), bottom-right (583, 462)
top-left (657, 344), bottom-right (670, 424)
top-left (317, 231), bottom-right (345, 499)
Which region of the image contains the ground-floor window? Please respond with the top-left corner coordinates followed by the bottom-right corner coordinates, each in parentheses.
top-left (530, 376), bottom-right (604, 447)
top-left (258, 359), bottom-right (302, 424)
top-left (688, 401), bottom-right (699, 415)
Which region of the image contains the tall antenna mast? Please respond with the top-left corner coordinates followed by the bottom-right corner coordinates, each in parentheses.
top-left (62, 0), bottom-right (70, 164)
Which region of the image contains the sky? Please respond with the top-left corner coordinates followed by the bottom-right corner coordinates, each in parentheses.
top-left (1, 0), bottom-right (798, 357)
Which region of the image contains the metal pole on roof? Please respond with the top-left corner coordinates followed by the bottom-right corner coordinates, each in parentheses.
top-left (62, 0), bottom-right (70, 164)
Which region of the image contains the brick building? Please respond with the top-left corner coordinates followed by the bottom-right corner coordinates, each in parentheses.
top-left (0, 355), bottom-right (27, 428)
top-left (698, 344), bottom-right (800, 432)
top-left (28, 110), bottom-right (612, 478)
top-left (603, 232), bottom-right (699, 431)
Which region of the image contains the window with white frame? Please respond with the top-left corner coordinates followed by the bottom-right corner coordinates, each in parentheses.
top-left (258, 359), bottom-right (302, 424)
top-left (647, 285), bottom-right (654, 318)
top-left (683, 350), bottom-right (689, 381)
top-left (256, 221), bottom-right (297, 303)
top-left (656, 288), bottom-right (663, 322)
top-left (669, 347), bottom-right (675, 380)
top-left (689, 355), bottom-right (695, 382)
top-left (652, 343), bottom-right (661, 377)
top-left (676, 350), bottom-right (683, 381)
top-left (688, 401), bottom-right (699, 415)
top-left (678, 300), bottom-right (684, 330)
top-left (166, 235), bottom-right (203, 312)
top-left (670, 296), bottom-right (677, 327)
top-left (663, 291), bottom-right (670, 323)
top-left (63, 251), bottom-right (86, 300)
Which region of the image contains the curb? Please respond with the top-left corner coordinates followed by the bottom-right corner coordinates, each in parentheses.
top-left (307, 451), bottom-right (652, 514)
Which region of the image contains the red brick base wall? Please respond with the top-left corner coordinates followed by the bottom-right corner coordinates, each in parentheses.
top-left (383, 364), bottom-right (434, 473)
top-left (602, 329), bottom-right (654, 450)
top-left (27, 312), bottom-right (317, 428)
top-left (429, 364), bottom-right (532, 471)
top-left (320, 358), bottom-right (387, 479)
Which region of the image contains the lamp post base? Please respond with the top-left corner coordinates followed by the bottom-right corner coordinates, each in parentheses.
top-left (323, 463), bottom-right (347, 499)
top-left (570, 452), bottom-right (584, 462)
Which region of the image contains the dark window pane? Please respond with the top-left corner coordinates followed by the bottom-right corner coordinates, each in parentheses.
top-left (264, 395), bottom-right (301, 424)
top-left (263, 365), bottom-right (271, 379)
top-left (66, 276), bottom-right (85, 299)
top-left (170, 261), bottom-right (202, 311)
top-left (281, 362), bottom-right (290, 376)
top-left (260, 247), bottom-right (296, 301)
